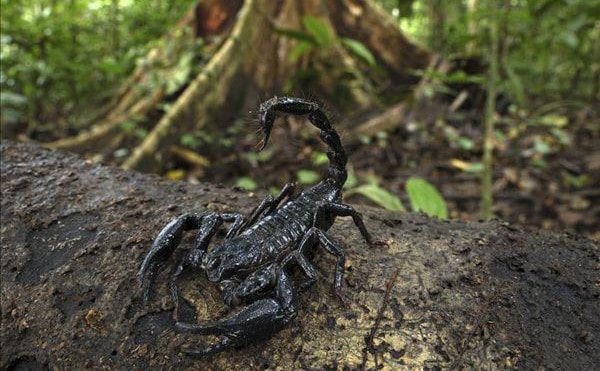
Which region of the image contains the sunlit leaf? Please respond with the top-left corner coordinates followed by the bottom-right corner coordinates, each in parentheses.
top-left (274, 27), bottom-right (316, 44)
top-left (533, 138), bottom-right (552, 154)
top-left (302, 16), bottom-right (332, 46)
top-left (340, 38), bottom-right (376, 66)
top-left (0, 107), bottom-right (23, 123)
top-left (118, 121), bottom-right (136, 133)
top-left (537, 114), bottom-right (568, 127)
top-left (180, 134), bottom-right (198, 149)
top-left (165, 52), bottom-right (194, 95)
top-left (289, 41), bottom-right (314, 62)
top-left (405, 177), bottom-right (448, 219)
top-left (297, 169), bottom-right (320, 184)
top-left (0, 91), bottom-right (27, 106)
top-left (170, 146), bottom-right (209, 167)
top-left (457, 137), bottom-right (475, 151)
top-left (450, 159), bottom-right (484, 173)
top-left (346, 184), bottom-right (405, 211)
top-left (561, 31), bottom-right (578, 48)
top-left (561, 171), bottom-right (589, 188)
top-left (550, 127), bottom-right (572, 146)
top-left (269, 186), bottom-right (281, 196)
top-left (134, 128), bottom-right (148, 139)
top-left (165, 169), bottom-right (186, 181)
top-left (311, 151), bottom-right (329, 165)
top-left (236, 177), bottom-right (257, 191)
top-left (343, 169), bottom-right (358, 189)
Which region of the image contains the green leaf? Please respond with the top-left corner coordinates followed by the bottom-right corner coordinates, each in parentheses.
top-left (550, 127), bottom-right (572, 146)
top-left (561, 31), bottom-right (579, 48)
top-left (289, 41), bottom-right (314, 62)
top-left (1, 107), bottom-right (23, 123)
top-left (297, 169), bottom-right (320, 185)
top-left (343, 169), bottom-right (358, 189)
top-left (274, 27), bottom-right (316, 44)
top-left (165, 52), bottom-right (194, 95)
top-left (341, 38), bottom-right (376, 66)
top-left (537, 114), bottom-right (568, 127)
top-left (346, 184), bottom-right (405, 212)
top-left (236, 177), bottom-right (257, 191)
top-left (533, 138), bottom-right (552, 154)
top-left (118, 121), bottom-right (136, 133)
top-left (405, 177), bottom-right (448, 219)
top-left (0, 91), bottom-right (27, 106)
top-left (560, 171), bottom-right (589, 188)
top-left (180, 134), bottom-right (198, 149)
top-left (302, 16), bottom-right (332, 46)
top-left (457, 137), bottom-right (475, 151)
top-left (311, 151), bottom-right (329, 166)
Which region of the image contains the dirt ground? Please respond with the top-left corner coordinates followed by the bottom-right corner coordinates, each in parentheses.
top-left (1, 141), bottom-right (598, 370)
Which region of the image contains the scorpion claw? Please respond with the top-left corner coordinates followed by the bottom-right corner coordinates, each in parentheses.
top-left (184, 337), bottom-right (235, 357)
top-left (138, 214), bottom-right (206, 303)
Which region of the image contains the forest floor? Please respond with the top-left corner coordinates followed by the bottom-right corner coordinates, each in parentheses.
top-left (169, 101), bottom-right (599, 240)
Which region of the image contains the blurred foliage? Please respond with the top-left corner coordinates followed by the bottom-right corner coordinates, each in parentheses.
top-left (1, 0), bottom-right (597, 137)
top-left (0, 0), bottom-right (193, 133)
top-left (382, 0), bottom-right (599, 106)
top-left (275, 15), bottom-right (378, 105)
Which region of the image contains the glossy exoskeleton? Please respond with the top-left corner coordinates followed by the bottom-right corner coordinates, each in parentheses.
top-left (138, 96), bottom-right (380, 356)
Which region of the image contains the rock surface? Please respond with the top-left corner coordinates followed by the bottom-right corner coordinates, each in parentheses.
top-left (1, 141), bottom-right (598, 370)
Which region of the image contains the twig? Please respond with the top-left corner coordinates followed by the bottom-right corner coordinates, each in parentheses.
top-left (361, 268), bottom-right (399, 370)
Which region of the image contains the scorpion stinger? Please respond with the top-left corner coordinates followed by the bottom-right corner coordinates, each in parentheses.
top-left (139, 96), bottom-right (384, 356)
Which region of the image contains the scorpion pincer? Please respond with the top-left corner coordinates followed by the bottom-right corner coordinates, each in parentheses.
top-left (137, 96), bottom-right (382, 356)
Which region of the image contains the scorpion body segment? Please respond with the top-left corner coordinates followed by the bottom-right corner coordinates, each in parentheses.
top-left (138, 97), bottom-right (378, 356)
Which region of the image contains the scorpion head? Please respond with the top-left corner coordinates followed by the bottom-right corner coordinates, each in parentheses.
top-left (201, 239), bottom-right (253, 282)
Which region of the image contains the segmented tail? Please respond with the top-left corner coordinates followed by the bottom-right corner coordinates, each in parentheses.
top-left (258, 96), bottom-right (347, 185)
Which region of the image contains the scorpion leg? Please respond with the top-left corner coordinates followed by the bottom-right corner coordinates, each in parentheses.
top-left (296, 227), bottom-right (349, 305)
top-left (169, 212), bottom-right (244, 320)
top-left (176, 268), bottom-right (297, 356)
top-left (238, 182), bottom-right (296, 231)
top-left (313, 201), bottom-right (383, 247)
top-left (223, 213), bottom-right (245, 240)
top-left (281, 240), bottom-right (320, 291)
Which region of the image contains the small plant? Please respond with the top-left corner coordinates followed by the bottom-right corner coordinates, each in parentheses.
top-left (297, 169), bottom-right (320, 185)
top-left (405, 177), bottom-right (448, 219)
top-left (235, 177), bottom-right (257, 191)
top-left (346, 175), bottom-right (448, 218)
top-left (276, 16), bottom-right (377, 99)
top-left (277, 16), bottom-right (376, 67)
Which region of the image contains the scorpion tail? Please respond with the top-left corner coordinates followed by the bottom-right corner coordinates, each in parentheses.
top-left (258, 96), bottom-right (347, 186)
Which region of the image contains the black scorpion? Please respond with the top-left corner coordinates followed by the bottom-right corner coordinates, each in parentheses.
top-left (138, 96), bottom-right (381, 356)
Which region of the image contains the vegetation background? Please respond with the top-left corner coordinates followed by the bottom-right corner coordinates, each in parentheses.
top-left (1, 0), bottom-right (598, 238)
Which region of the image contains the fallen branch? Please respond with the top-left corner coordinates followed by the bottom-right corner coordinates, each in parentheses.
top-left (2, 141), bottom-right (598, 370)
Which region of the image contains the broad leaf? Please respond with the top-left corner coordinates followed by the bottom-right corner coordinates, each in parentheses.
top-left (302, 16), bottom-right (332, 46)
top-left (236, 177), bottom-right (257, 191)
top-left (405, 177), bottom-right (448, 219)
top-left (297, 169), bottom-right (320, 185)
top-left (289, 41), bottom-right (315, 62)
top-left (341, 38), bottom-right (376, 66)
top-left (346, 184), bottom-right (405, 211)
top-left (274, 27), bottom-right (316, 44)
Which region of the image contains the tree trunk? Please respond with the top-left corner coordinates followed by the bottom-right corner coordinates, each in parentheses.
top-left (44, 0), bottom-right (432, 173)
top-left (2, 140), bottom-right (599, 370)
